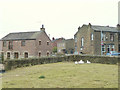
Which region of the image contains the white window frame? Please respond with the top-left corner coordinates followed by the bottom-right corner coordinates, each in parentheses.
top-left (91, 33), bottom-right (94, 40)
top-left (81, 37), bottom-right (84, 47)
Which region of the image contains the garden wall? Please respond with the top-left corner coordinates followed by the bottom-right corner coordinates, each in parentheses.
top-left (3, 55), bottom-right (119, 71)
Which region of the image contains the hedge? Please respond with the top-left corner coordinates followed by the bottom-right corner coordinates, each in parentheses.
top-left (3, 55), bottom-right (119, 71)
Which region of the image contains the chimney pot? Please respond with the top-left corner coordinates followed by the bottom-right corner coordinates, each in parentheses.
top-left (117, 24), bottom-right (120, 30)
top-left (40, 24), bottom-right (45, 31)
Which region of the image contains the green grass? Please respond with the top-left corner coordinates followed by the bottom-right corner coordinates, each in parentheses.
top-left (1, 62), bottom-right (118, 88)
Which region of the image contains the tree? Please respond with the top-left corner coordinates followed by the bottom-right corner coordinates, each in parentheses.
top-left (52, 47), bottom-right (57, 54)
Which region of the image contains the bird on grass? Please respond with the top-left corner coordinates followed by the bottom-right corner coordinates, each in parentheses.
top-left (75, 61), bottom-right (78, 64)
top-left (87, 60), bottom-right (91, 64)
top-left (78, 60), bottom-right (84, 64)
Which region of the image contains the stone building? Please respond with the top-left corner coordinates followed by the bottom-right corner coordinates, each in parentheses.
top-left (57, 39), bottom-right (74, 54)
top-left (52, 37), bottom-right (65, 48)
top-left (0, 25), bottom-right (52, 60)
top-left (74, 23), bottom-right (120, 55)
top-left (51, 37), bottom-right (65, 54)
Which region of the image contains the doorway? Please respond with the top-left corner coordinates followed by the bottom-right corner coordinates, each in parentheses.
top-left (24, 52), bottom-right (28, 58)
top-left (7, 52), bottom-right (10, 59)
top-left (14, 52), bottom-right (19, 59)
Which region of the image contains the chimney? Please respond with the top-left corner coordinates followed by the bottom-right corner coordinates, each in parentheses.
top-left (52, 37), bottom-right (55, 41)
top-left (117, 24), bottom-right (120, 30)
top-left (78, 26), bottom-right (80, 30)
top-left (40, 24), bottom-right (45, 31)
top-left (88, 23), bottom-right (92, 28)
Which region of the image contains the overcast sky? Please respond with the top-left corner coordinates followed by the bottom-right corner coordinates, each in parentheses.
top-left (0, 0), bottom-right (119, 40)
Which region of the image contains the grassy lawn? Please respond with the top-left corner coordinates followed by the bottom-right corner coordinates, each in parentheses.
top-left (1, 62), bottom-right (118, 88)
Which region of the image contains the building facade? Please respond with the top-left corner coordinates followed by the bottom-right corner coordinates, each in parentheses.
top-left (52, 37), bottom-right (65, 48)
top-left (0, 25), bottom-right (52, 60)
top-left (57, 39), bottom-right (74, 54)
top-left (74, 23), bottom-right (120, 55)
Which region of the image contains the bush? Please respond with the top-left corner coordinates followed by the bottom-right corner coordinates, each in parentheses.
top-left (39, 75), bottom-right (45, 79)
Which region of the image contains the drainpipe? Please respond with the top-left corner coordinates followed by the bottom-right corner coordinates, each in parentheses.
top-left (101, 30), bottom-right (103, 56)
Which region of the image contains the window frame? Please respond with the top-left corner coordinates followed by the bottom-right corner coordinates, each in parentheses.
top-left (81, 37), bottom-right (84, 47)
top-left (91, 33), bottom-right (94, 41)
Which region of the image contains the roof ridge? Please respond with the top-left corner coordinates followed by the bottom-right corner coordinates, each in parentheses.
top-left (9, 31), bottom-right (40, 34)
top-left (92, 25), bottom-right (115, 28)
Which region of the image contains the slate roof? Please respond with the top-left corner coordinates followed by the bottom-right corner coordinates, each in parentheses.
top-left (91, 25), bottom-right (120, 32)
top-left (1, 31), bottom-right (43, 40)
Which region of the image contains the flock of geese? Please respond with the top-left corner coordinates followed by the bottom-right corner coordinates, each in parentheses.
top-left (75, 60), bottom-right (91, 64)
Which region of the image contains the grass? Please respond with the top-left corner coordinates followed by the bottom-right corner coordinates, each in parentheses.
top-left (1, 62), bottom-right (118, 88)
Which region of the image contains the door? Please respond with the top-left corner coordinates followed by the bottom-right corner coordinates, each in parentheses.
top-left (7, 52), bottom-right (10, 59)
top-left (24, 52), bottom-right (28, 58)
top-left (47, 52), bottom-right (49, 56)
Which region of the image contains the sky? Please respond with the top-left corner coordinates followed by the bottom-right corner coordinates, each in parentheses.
top-left (0, 0), bottom-right (119, 40)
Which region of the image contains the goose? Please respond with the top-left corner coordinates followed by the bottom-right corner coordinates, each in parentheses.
top-left (75, 61), bottom-right (78, 64)
top-left (87, 60), bottom-right (91, 64)
top-left (78, 60), bottom-right (84, 64)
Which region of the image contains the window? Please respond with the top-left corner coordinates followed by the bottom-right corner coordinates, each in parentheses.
top-left (7, 52), bottom-right (10, 59)
top-left (24, 52), bottom-right (28, 58)
top-left (119, 44), bottom-right (120, 52)
top-left (47, 41), bottom-right (49, 45)
top-left (110, 34), bottom-right (114, 41)
top-left (39, 52), bottom-right (41, 57)
top-left (81, 37), bottom-right (84, 47)
top-left (47, 52), bottom-right (49, 56)
top-left (21, 41), bottom-right (25, 46)
top-left (39, 41), bottom-right (41, 45)
top-left (8, 41), bottom-right (13, 50)
top-left (111, 45), bottom-right (115, 51)
top-left (91, 33), bottom-right (94, 40)
top-left (102, 33), bottom-right (106, 41)
top-left (75, 37), bottom-right (77, 42)
top-left (102, 45), bottom-right (105, 52)
top-left (14, 52), bottom-right (19, 59)
top-left (3, 41), bottom-right (6, 47)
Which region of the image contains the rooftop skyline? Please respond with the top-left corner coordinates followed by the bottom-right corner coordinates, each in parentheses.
top-left (0, 0), bottom-right (119, 39)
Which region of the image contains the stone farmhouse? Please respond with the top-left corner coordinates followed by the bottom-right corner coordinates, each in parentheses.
top-left (74, 23), bottom-right (120, 55)
top-left (57, 39), bottom-right (74, 54)
top-left (0, 25), bottom-right (52, 60)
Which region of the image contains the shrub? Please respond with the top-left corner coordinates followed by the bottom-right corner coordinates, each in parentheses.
top-left (39, 75), bottom-right (45, 79)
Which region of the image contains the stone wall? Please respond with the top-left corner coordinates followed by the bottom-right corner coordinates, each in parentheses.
top-left (3, 55), bottom-right (119, 71)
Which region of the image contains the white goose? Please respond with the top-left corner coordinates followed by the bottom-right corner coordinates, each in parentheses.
top-left (78, 60), bottom-right (84, 64)
top-left (75, 61), bottom-right (78, 64)
top-left (87, 60), bottom-right (91, 64)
